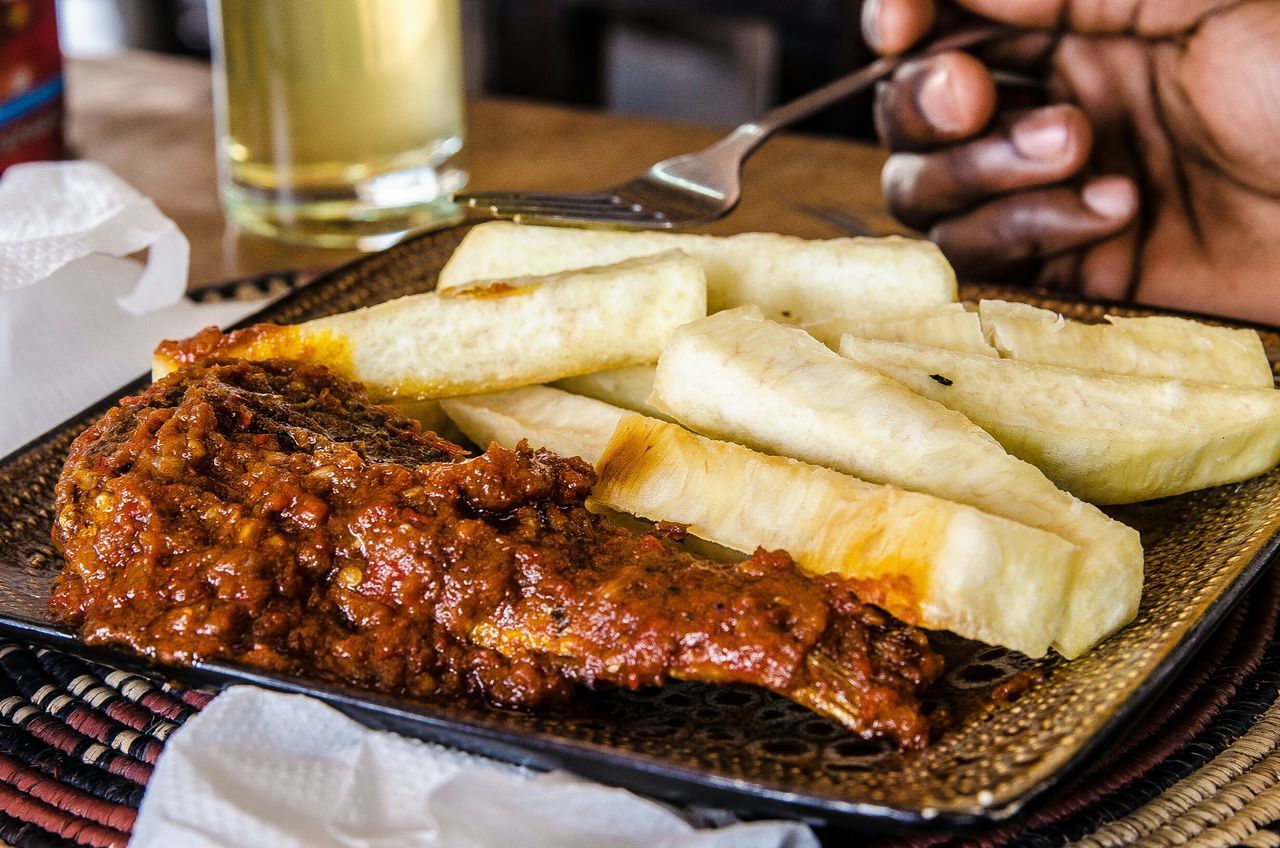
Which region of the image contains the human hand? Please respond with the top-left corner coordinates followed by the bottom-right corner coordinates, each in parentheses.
top-left (865, 0), bottom-right (1280, 322)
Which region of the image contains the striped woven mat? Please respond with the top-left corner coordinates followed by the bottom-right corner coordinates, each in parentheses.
top-left (0, 645), bottom-right (209, 847)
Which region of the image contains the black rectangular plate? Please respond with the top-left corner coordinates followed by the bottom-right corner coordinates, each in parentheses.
top-left (4, 225), bottom-right (1280, 830)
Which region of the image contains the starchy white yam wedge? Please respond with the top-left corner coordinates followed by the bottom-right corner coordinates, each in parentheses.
top-left (594, 414), bottom-right (1078, 657)
top-left (837, 335), bottom-right (1280, 504)
top-left (805, 309), bottom-right (995, 355)
top-left (979, 299), bottom-right (1273, 387)
top-left (389, 398), bottom-right (467, 444)
top-left (437, 221), bottom-right (956, 324)
top-left (440, 385), bottom-right (625, 466)
top-left (803, 303), bottom-right (965, 345)
top-left (650, 308), bottom-right (1142, 658)
top-left (153, 252), bottom-right (707, 401)
top-left (849, 303), bottom-right (967, 319)
top-left (552, 366), bottom-right (669, 421)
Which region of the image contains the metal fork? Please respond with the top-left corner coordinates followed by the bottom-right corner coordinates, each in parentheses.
top-left (456, 25), bottom-right (1005, 229)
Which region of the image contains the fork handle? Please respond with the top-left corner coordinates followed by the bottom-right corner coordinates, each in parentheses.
top-left (708, 24), bottom-right (1008, 161)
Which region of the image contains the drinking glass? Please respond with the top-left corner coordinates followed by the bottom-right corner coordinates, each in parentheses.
top-left (209, 0), bottom-right (467, 248)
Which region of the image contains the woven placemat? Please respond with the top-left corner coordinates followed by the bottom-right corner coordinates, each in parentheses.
top-left (0, 644), bottom-right (209, 848)
top-left (0, 566), bottom-right (1269, 848)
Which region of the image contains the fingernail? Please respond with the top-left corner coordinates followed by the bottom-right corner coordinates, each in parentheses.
top-left (1082, 178), bottom-right (1136, 219)
top-left (918, 67), bottom-right (965, 133)
top-left (1011, 112), bottom-right (1070, 161)
top-left (862, 0), bottom-right (884, 52)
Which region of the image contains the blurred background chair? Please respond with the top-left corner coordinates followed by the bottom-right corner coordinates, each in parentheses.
top-left (484, 0), bottom-right (874, 135)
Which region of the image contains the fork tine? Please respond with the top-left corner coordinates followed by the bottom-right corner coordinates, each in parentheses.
top-left (460, 198), bottom-right (649, 217)
top-left (505, 210), bottom-right (667, 226)
top-left (468, 200), bottom-right (665, 223)
top-left (457, 191), bottom-right (631, 209)
top-left (509, 211), bottom-right (675, 230)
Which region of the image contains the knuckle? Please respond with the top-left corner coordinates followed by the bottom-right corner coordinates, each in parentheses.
top-left (873, 80), bottom-right (915, 149)
top-left (926, 219), bottom-right (964, 256)
top-left (991, 205), bottom-right (1035, 256)
top-left (941, 144), bottom-right (987, 192)
top-left (874, 60), bottom-right (944, 151)
top-left (881, 154), bottom-right (929, 224)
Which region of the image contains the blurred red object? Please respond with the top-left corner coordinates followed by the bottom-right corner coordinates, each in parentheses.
top-left (0, 0), bottom-right (63, 173)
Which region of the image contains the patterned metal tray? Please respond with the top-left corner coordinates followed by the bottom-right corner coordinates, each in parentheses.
top-left (2, 225), bottom-right (1279, 831)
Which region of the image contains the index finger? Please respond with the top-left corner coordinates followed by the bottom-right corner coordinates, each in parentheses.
top-left (863, 0), bottom-right (937, 55)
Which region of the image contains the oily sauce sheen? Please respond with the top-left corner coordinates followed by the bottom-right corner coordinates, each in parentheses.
top-left (50, 359), bottom-right (941, 748)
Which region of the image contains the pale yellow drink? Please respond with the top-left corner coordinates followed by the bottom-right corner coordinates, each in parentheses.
top-left (210, 0), bottom-right (466, 247)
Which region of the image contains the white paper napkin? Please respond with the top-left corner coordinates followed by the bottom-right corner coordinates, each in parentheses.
top-left (132, 687), bottom-right (819, 848)
top-left (0, 161), bottom-right (188, 308)
top-left (0, 162), bottom-right (269, 454)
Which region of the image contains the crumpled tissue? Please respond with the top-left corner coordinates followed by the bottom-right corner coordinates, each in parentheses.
top-left (132, 687), bottom-right (819, 848)
top-left (0, 161), bottom-right (266, 454)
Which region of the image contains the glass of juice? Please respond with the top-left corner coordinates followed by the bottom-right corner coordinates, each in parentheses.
top-left (208, 0), bottom-right (466, 248)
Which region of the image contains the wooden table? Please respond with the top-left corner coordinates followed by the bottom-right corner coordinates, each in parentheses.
top-left (65, 50), bottom-right (903, 288)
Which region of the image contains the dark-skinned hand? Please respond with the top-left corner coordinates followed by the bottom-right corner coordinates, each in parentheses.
top-left (865, 0), bottom-right (1280, 323)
